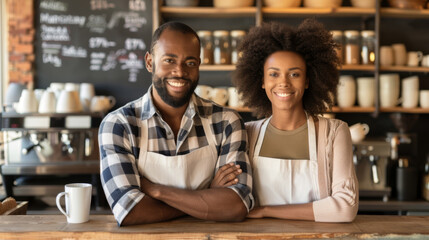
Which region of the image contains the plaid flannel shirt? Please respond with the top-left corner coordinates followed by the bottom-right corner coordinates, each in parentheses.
top-left (99, 86), bottom-right (253, 225)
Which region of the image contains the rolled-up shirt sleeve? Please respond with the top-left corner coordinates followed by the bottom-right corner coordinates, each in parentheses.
top-left (99, 113), bottom-right (144, 225)
top-left (217, 111), bottom-right (254, 211)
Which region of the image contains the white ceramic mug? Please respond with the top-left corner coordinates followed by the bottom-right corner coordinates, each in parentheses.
top-left (357, 77), bottom-right (375, 107)
top-left (401, 76), bottom-right (419, 108)
top-left (420, 90), bottom-right (429, 108)
top-left (194, 85), bottom-right (213, 100)
top-left (211, 87), bottom-right (229, 106)
top-left (392, 43), bottom-right (407, 66)
top-left (421, 55), bottom-right (429, 67)
top-left (38, 90), bottom-right (57, 113)
top-left (65, 83), bottom-right (80, 92)
top-left (349, 123), bottom-right (370, 143)
top-left (17, 89), bottom-right (38, 113)
top-left (227, 87), bottom-right (244, 108)
top-left (56, 183), bottom-right (92, 224)
top-left (80, 83), bottom-right (96, 111)
top-left (56, 90), bottom-right (80, 113)
top-left (407, 51), bottom-right (423, 67)
top-left (380, 46), bottom-right (394, 66)
top-left (336, 75), bottom-right (356, 107)
top-left (379, 74), bottom-right (400, 107)
top-left (90, 96), bottom-right (116, 113)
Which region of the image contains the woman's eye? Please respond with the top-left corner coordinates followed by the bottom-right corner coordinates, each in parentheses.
top-left (290, 72), bottom-right (300, 78)
top-left (269, 72), bottom-right (278, 77)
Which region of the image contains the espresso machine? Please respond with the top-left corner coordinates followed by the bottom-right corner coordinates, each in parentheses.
top-left (385, 113), bottom-right (419, 201)
top-left (353, 139), bottom-right (392, 201)
top-left (0, 112), bottom-right (105, 207)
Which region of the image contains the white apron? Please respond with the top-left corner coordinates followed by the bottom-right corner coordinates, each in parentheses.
top-left (138, 117), bottom-right (218, 190)
top-left (252, 115), bottom-right (320, 206)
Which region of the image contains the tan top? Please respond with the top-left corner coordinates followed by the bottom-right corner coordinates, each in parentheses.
top-left (246, 116), bottom-right (359, 222)
top-left (260, 121), bottom-right (309, 159)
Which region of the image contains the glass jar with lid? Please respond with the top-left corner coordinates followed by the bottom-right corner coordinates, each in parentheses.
top-left (361, 30), bottom-right (376, 65)
top-left (213, 30), bottom-right (231, 65)
top-left (197, 30), bottom-right (213, 65)
top-left (344, 30), bottom-right (360, 65)
top-left (230, 30), bottom-right (246, 64)
top-left (331, 30), bottom-right (343, 64)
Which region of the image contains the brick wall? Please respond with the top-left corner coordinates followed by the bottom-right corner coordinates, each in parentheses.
top-left (7, 0), bottom-right (34, 89)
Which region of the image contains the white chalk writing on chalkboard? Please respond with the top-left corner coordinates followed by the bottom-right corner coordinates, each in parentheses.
top-left (108, 12), bottom-right (146, 32)
top-left (40, 0), bottom-right (67, 11)
top-left (40, 13), bottom-right (86, 26)
top-left (41, 25), bottom-right (70, 41)
top-left (43, 53), bottom-right (62, 67)
top-left (41, 42), bottom-right (61, 54)
top-left (86, 15), bottom-right (108, 33)
top-left (90, 0), bottom-right (115, 10)
top-left (129, 0), bottom-right (146, 11)
top-left (119, 52), bottom-right (143, 82)
top-left (89, 37), bottom-right (116, 48)
top-left (125, 38), bottom-right (146, 50)
top-left (62, 46), bottom-right (87, 58)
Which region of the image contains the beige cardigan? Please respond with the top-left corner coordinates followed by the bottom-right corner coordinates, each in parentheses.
top-left (246, 116), bottom-right (359, 222)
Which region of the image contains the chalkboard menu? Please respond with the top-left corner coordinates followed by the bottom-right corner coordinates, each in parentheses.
top-left (35, 0), bottom-right (152, 108)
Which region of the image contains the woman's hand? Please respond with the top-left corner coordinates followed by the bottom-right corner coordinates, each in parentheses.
top-left (247, 207), bottom-right (265, 218)
top-left (210, 163), bottom-right (242, 188)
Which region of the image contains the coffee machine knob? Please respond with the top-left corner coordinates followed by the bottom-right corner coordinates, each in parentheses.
top-left (369, 155), bottom-right (380, 184)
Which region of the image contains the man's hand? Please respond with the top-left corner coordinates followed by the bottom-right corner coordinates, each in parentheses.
top-left (210, 163), bottom-right (242, 188)
top-left (140, 176), bottom-right (161, 198)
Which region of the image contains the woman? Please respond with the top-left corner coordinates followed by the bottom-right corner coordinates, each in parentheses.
top-left (232, 19), bottom-right (358, 222)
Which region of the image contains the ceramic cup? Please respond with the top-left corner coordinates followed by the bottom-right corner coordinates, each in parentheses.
top-left (407, 51), bottom-right (423, 67)
top-left (211, 87), bottom-right (229, 106)
top-left (379, 74), bottom-right (400, 107)
top-left (56, 183), bottom-right (92, 224)
top-left (336, 75), bottom-right (356, 107)
top-left (401, 76), bottom-right (419, 108)
top-left (56, 90), bottom-right (80, 113)
top-left (392, 43), bottom-right (407, 66)
top-left (227, 87), bottom-right (244, 108)
top-left (4, 82), bottom-right (26, 111)
top-left (419, 90), bottom-right (429, 108)
top-left (349, 123), bottom-right (370, 143)
top-left (80, 83), bottom-right (95, 111)
top-left (38, 90), bottom-right (57, 113)
top-left (380, 46), bottom-right (394, 66)
top-left (90, 96), bottom-right (116, 113)
top-left (194, 85), bottom-right (213, 100)
top-left (421, 55), bottom-right (429, 67)
top-left (34, 89), bottom-right (45, 104)
top-left (357, 77), bottom-right (375, 107)
top-left (17, 89), bottom-right (38, 113)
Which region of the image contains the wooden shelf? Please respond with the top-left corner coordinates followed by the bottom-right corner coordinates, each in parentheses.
top-left (341, 65), bottom-right (375, 71)
top-left (380, 66), bottom-right (429, 73)
top-left (263, 7), bottom-right (375, 17)
top-left (381, 7), bottom-right (429, 18)
top-left (161, 7), bottom-right (257, 18)
top-left (380, 107), bottom-right (429, 113)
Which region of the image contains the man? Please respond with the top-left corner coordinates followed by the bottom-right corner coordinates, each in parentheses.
top-left (99, 22), bottom-right (253, 226)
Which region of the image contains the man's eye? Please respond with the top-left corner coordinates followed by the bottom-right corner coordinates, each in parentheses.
top-left (164, 59), bottom-right (174, 63)
top-left (187, 61), bottom-right (197, 67)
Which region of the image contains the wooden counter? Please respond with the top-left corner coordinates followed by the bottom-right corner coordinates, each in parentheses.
top-left (0, 215), bottom-right (429, 239)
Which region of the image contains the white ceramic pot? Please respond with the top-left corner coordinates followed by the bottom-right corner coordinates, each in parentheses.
top-left (351, 0), bottom-right (375, 8)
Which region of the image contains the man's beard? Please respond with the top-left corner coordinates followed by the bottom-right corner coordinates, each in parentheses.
top-left (152, 74), bottom-right (198, 108)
